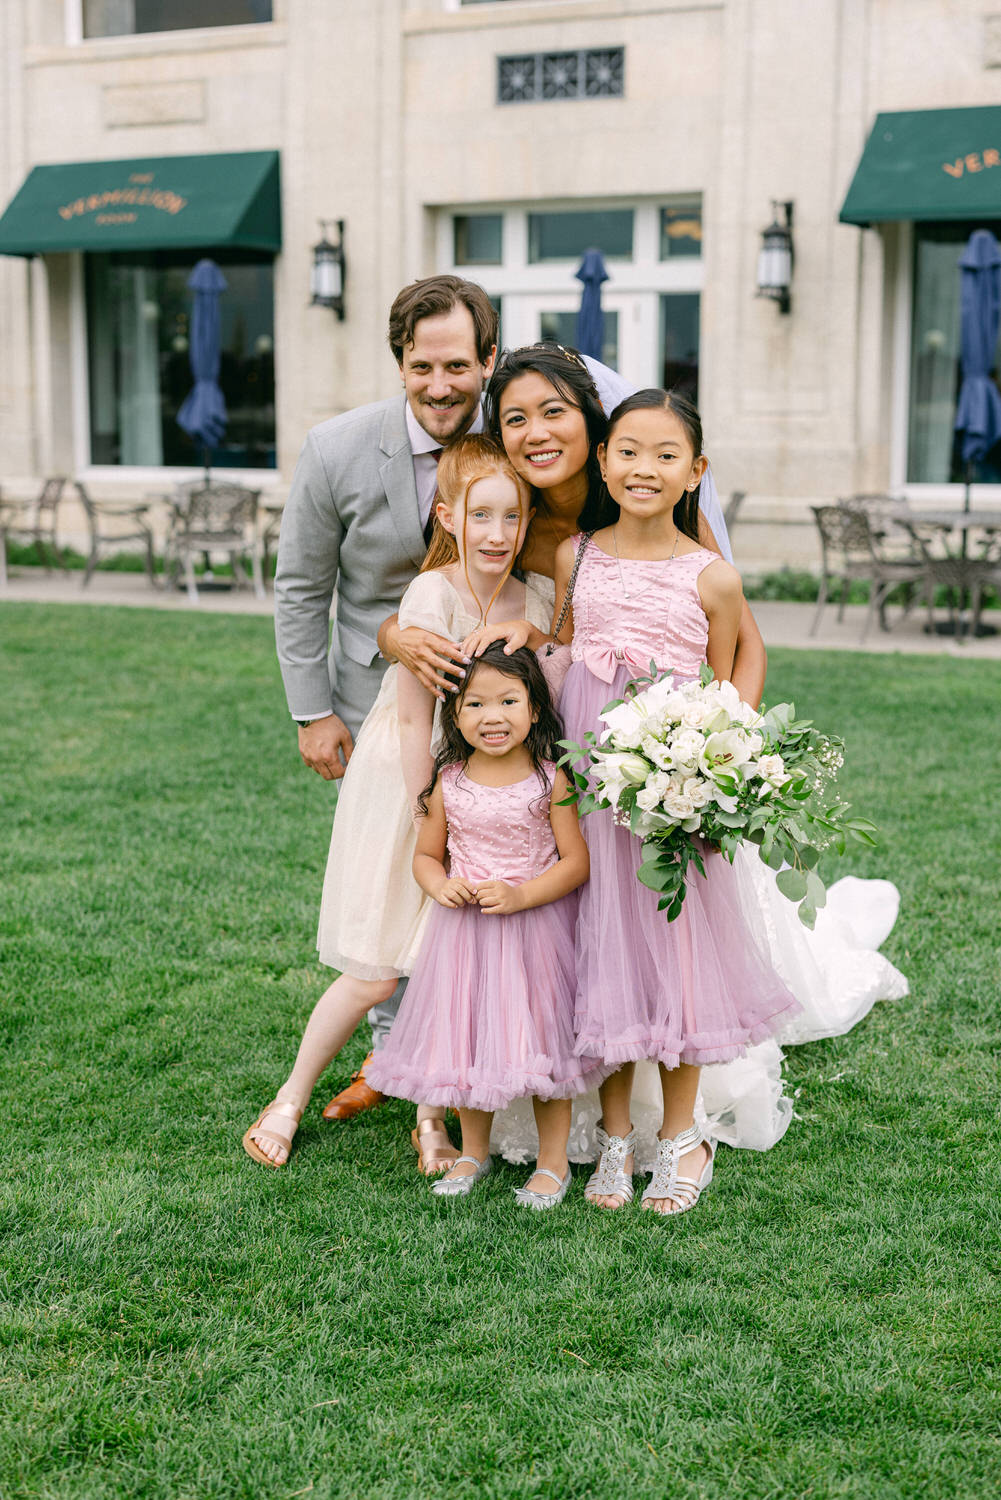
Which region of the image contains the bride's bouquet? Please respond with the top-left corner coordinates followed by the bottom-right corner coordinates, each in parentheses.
top-left (559, 666), bottom-right (876, 928)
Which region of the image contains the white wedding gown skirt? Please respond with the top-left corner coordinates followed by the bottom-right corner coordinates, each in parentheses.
top-left (490, 859), bottom-right (909, 1169)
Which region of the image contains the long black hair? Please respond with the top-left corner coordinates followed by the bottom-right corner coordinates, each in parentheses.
top-left (485, 342), bottom-right (608, 526)
top-left (578, 387), bottom-right (704, 542)
top-left (416, 643), bottom-right (564, 816)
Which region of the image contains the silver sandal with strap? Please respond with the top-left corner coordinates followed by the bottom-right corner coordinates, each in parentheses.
top-left (584, 1125), bottom-right (637, 1208)
top-left (514, 1166), bottom-right (571, 1211)
top-left (430, 1154), bottom-right (492, 1197)
top-left (641, 1122), bottom-right (715, 1215)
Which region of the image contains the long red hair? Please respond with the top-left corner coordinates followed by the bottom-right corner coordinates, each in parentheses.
top-left (420, 434), bottom-right (532, 624)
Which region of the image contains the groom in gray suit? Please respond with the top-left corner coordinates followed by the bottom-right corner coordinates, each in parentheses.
top-left (274, 274), bottom-right (498, 1121)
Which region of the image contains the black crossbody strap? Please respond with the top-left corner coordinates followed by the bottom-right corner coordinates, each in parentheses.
top-left (546, 531), bottom-right (593, 654)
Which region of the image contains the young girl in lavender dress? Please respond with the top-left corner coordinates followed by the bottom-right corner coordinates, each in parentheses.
top-left (367, 645), bottom-right (598, 1208)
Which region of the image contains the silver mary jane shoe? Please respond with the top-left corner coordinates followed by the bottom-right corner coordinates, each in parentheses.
top-left (514, 1166), bottom-right (571, 1211)
top-left (640, 1122), bottom-right (715, 1216)
top-left (430, 1154), bottom-right (492, 1198)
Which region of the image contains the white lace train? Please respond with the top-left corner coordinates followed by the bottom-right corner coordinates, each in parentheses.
top-left (489, 864), bottom-right (909, 1170)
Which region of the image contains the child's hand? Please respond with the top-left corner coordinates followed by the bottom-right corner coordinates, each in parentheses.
top-left (460, 619), bottom-right (533, 659)
top-left (434, 877), bottom-right (477, 908)
top-left (475, 880), bottom-right (524, 915)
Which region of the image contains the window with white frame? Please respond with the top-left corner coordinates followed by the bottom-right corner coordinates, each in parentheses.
top-left (908, 219), bottom-right (1001, 483)
top-left (80, 0), bottom-right (272, 39)
top-left (439, 200), bottom-right (703, 393)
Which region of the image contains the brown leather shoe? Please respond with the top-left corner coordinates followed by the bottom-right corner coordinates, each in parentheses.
top-left (321, 1053), bottom-right (386, 1120)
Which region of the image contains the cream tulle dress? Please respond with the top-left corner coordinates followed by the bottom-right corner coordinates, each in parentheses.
top-left (316, 568), bottom-right (554, 982)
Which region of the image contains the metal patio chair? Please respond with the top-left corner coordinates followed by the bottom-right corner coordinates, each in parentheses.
top-left (809, 503), bottom-right (933, 643)
top-left (0, 477), bottom-right (68, 581)
top-left (163, 482), bottom-right (264, 603)
top-left (72, 481), bottom-right (157, 588)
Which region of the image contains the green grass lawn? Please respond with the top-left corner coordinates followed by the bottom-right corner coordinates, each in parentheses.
top-left (1, 603), bottom-right (998, 1500)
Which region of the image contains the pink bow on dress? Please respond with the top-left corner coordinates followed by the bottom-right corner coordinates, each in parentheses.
top-left (580, 643), bottom-right (652, 684)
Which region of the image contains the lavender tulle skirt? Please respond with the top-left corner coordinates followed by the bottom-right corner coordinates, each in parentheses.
top-left (366, 890), bottom-right (606, 1113)
top-left (560, 661), bottom-right (802, 1069)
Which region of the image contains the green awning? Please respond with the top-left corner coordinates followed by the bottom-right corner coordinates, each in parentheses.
top-left (840, 107), bottom-right (1001, 225)
top-left (0, 150), bottom-right (280, 256)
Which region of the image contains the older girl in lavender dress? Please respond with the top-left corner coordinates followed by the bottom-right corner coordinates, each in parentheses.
top-left (469, 389), bottom-right (804, 1215)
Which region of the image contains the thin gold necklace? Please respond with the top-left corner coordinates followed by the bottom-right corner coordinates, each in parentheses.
top-left (612, 524), bottom-right (679, 598)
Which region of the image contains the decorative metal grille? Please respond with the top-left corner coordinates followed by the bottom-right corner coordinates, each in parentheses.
top-left (498, 48), bottom-right (624, 104)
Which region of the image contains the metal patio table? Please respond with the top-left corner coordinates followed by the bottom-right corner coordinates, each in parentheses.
top-left (902, 508), bottom-right (1001, 638)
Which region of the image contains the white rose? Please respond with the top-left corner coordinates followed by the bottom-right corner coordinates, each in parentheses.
top-left (669, 729), bottom-right (707, 772)
top-left (680, 700), bottom-right (713, 730)
top-left (756, 754), bottom-right (789, 785)
top-left (682, 776), bottom-right (713, 808)
top-left (635, 786), bottom-right (662, 812)
top-left (664, 792), bottom-right (700, 831)
top-left (747, 731), bottom-right (764, 758)
top-left (662, 689), bottom-right (688, 722)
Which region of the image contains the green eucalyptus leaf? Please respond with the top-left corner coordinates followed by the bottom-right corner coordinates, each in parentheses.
top-left (775, 868), bottom-right (808, 902)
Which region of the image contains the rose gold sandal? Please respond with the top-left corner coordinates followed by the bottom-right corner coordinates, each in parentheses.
top-left (410, 1117), bottom-right (458, 1177)
top-left (243, 1098), bottom-right (303, 1167)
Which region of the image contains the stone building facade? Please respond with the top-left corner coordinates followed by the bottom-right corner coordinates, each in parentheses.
top-left (2, 0), bottom-right (1000, 567)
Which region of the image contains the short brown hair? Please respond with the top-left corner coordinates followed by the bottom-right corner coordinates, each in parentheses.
top-left (388, 275), bottom-right (498, 366)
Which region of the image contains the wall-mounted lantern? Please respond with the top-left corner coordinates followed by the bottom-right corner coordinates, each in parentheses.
top-left (756, 201), bottom-right (794, 314)
top-left (310, 219), bottom-right (346, 320)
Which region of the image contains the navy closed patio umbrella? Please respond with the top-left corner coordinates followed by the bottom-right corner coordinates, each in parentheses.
top-left (575, 248), bottom-right (609, 361)
top-left (954, 228), bottom-right (1001, 510)
top-left (177, 258), bottom-right (228, 479)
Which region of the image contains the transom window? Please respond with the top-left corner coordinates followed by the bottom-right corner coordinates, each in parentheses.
top-left (660, 201), bottom-right (702, 259)
top-left (498, 49), bottom-right (624, 104)
top-left (528, 210), bottom-right (633, 262)
top-left (439, 200), bottom-right (703, 390)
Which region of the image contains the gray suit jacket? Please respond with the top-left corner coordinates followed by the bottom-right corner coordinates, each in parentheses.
top-left (274, 396), bottom-right (426, 738)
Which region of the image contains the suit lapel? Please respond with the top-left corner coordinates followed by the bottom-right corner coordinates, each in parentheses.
top-left (379, 397), bottom-right (426, 569)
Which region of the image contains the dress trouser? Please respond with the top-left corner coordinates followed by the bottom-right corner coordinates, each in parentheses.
top-left (369, 981), bottom-right (406, 1050)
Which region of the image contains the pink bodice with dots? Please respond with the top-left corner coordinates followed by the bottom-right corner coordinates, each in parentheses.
top-left (441, 762), bottom-right (558, 885)
top-left (569, 534), bottom-right (720, 682)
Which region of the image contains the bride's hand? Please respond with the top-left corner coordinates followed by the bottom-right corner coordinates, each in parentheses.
top-left (460, 619), bottom-right (536, 659)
